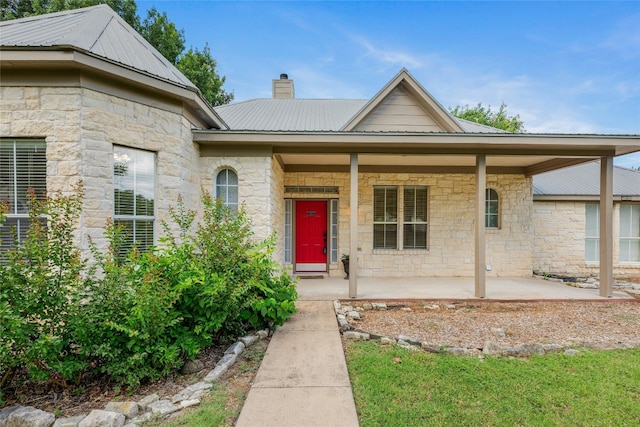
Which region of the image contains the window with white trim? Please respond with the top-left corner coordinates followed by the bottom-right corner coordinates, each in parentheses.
top-left (373, 186), bottom-right (398, 249)
top-left (330, 199), bottom-right (339, 262)
top-left (403, 186), bottom-right (428, 249)
top-left (216, 168), bottom-right (238, 211)
top-left (585, 203), bottom-right (599, 262)
top-left (284, 199), bottom-right (292, 263)
top-left (0, 139), bottom-right (47, 251)
top-left (620, 204), bottom-right (640, 262)
top-left (485, 188), bottom-right (499, 228)
top-left (113, 146), bottom-right (155, 254)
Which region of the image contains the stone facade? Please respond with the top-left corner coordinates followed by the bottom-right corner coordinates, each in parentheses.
top-left (1, 85), bottom-right (201, 257)
top-left (533, 201), bottom-right (640, 278)
top-left (283, 172), bottom-right (533, 277)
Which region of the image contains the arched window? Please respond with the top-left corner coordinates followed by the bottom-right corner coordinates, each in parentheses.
top-left (216, 168), bottom-right (238, 211)
top-left (485, 188), bottom-right (499, 228)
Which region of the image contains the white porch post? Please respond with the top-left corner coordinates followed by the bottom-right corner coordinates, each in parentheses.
top-left (349, 153), bottom-right (359, 298)
top-left (475, 155), bottom-right (487, 298)
top-left (599, 156), bottom-right (614, 297)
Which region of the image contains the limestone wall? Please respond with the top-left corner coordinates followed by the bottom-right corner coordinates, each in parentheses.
top-left (199, 155), bottom-right (275, 242)
top-left (283, 172), bottom-right (533, 277)
top-left (1, 85), bottom-right (201, 256)
top-left (532, 201), bottom-right (640, 278)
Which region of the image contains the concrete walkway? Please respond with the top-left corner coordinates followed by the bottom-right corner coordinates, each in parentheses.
top-left (236, 300), bottom-right (359, 427)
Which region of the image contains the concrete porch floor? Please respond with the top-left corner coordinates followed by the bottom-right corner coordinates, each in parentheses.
top-left (296, 276), bottom-right (633, 301)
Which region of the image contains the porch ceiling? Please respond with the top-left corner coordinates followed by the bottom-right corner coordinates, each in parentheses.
top-left (278, 153), bottom-right (600, 176)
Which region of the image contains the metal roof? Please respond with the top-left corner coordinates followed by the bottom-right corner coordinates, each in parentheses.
top-left (533, 161), bottom-right (640, 196)
top-left (214, 98), bottom-right (504, 133)
top-left (0, 4), bottom-right (193, 88)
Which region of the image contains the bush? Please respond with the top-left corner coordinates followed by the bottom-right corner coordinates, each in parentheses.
top-left (1, 185), bottom-right (298, 394)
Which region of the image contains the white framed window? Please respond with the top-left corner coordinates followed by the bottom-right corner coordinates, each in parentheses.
top-left (216, 168), bottom-right (238, 211)
top-left (330, 199), bottom-right (339, 262)
top-left (0, 139), bottom-right (46, 251)
top-left (620, 204), bottom-right (640, 262)
top-left (113, 146), bottom-right (155, 253)
top-left (585, 203), bottom-right (599, 262)
top-left (373, 186), bottom-right (398, 249)
top-left (403, 186), bottom-right (428, 249)
top-left (284, 199), bottom-right (292, 263)
top-left (485, 188), bottom-right (499, 228)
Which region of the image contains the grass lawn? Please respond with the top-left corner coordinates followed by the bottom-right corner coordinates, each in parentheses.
top-left (346, 342), bottom-right (640, 426)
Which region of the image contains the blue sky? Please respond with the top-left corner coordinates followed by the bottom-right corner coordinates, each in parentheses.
top-left (137, 1), bottom-right (640, 167)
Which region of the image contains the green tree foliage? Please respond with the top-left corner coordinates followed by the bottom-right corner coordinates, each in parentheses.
top-left (178, 44), bottom-right (234, 106)
top-left (450, 102), bottom-right (525, 133)
top-left (0, 0), bottom-right (233, 107)
top-left (138, 6), bottom-right (184, 64)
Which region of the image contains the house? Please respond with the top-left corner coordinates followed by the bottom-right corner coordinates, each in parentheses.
top-left (1, 5), bottom-right (639, 298)
top-left (532, 162), bottom-right (640, 277)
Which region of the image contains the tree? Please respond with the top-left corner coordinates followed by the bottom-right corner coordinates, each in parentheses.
top-left (138, 7), bottom-right (184, 64)
top-left (450, 103), bottom-right (524, 133)
top-left (0, 0), bottom-right (233, 107)
top-left (178, 44), bottom-right (233, 106)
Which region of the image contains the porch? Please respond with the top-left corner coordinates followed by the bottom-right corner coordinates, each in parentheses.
top-left (296, 276), bottom-right (633, 301)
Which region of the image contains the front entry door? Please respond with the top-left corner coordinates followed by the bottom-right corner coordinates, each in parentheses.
top-left (295, 200), bottom-right (327, 272)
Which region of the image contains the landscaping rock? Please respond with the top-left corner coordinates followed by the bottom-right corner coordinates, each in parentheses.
top-left (483, 341), bottom-right (503, 356)
top-left (347, 310), bottom-right (361, 320)
top-left (123, 412), bottom-right (151, 427)
top-left (542, 344), bottom-right (564, 353)
top-left (342, 305), bottom-right (353, 312)
top-left (421, 343), bottom-right (442, 353)
top-left (0, 406), bottom-right (20, 427)
top-left (424, 304), bottom-right (440, 310)
top-left (181, 359), bottom-right (205, 374)
top-left (147, 400), bottom-right (180, 417)
top-left (444, 347), bottom-right (470, 356)
top-left (78, 410), bottom-right (125, 427)
top-left (172, 381), bottom-right (213, 403)
top-left (225, 341), bottom-right (245, 357)
top-left (7, 406), bottom-right (55, 427)
top-left (400, 307), bottom-right (412, 312)
top-left (362, 302), bottom-right (373, 310)
top-left (104, 402), bottom-right (139, 419)
top-left (491, 327), bottom-right (506, 338)
top-left (179, 399), bottom-right (200, 409)
top-left (514, 343), bottom-right (545, 356)
top-left (240, 335), bottom-right (259, 347)
top-left (137, 394), bottom-right (159, 411)
top-left (333, 300), bottom-right (341, 311)
top-left (380, 337), bottom-right (395, 345)
top-left (53, 416), bottom-right (86, 427)
top-left (203, 353), bottom-right (237, 383)
top-left (371, 302), bottom-right (387, 310)
top-left (564, 349), bottom-right (580, 356)
top-left (336, 314), bottom-right (351, 330)
top-left (343, 331), bottom-right (370, 340)
top-left (398, 335), bottom-right (421, 345)
top-left (445, 304), bottom-right (456, 310)
top-left (257, 329), bottom-right (269, 339)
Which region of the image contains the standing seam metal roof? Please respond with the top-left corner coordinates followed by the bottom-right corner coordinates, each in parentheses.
top-left (214, 98), bottom-right (504, 132)
top-left (533, 161), bottom-right (640, 196)
top-left (0, 4), bottom-right (194, 88)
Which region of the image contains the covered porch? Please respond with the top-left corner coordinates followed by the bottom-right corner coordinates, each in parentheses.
top-left (296, 276), bottom-right (634, 301)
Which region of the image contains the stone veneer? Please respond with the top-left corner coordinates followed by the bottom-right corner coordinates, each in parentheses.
top-left (1, 86), bottom-right (201, 257)
top-left (284, 172), bottom-right (533, 277)
top-left (533, 201), bottom-right (640, 278)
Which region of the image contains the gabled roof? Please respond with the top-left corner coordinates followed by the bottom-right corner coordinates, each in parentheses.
top-left (341, 68), bottom-right (464, 132)
top-left (0, 4), bottom-right (192, 88)
top-left (533, 161), bottom-right (640, 197)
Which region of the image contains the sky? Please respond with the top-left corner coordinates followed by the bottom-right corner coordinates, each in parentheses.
top-left (137, 1), bottom-right (640, 167)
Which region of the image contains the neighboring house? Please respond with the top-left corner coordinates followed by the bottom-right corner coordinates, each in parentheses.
top-left (1, 5), bottom-right (639, 297)
top-left (532, 162), bottom-right (640, 277)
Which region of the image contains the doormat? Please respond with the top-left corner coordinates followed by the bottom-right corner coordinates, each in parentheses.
top-left (298, 275), bottom-right (324, 279)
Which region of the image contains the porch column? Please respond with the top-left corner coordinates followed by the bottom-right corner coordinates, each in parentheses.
top-left (475, 155), bottom-right (486, 298)
top-left (599, 156), bottom-right (614, 297)
top-left (349, 153), bottom-right (359, 298)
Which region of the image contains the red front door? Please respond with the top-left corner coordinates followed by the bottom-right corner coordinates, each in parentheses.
top-left (295, 200), bottom-right (327, 272)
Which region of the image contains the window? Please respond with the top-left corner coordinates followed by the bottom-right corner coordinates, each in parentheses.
top-left (216, 168), bottom-right (238, 211)
top-left (113, 146), bottom-right (155, 253)
top-left (620, 204), bottom-right (640, 262)
top-left (585, 203), bottom-right (599, 262)
top-left (485, 188), bottom-right (499, 228)
top-left (284, 199), bottom-right (292, 263)
top-left (373, 186), bottom-right (397, 249)
top-left (403, 186), bottom-right (428, 249)
top-left (330, 199), bottom-right (339, 262)
top-left (0, 139), bottom-right (46, 251)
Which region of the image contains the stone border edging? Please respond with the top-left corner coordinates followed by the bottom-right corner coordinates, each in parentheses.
top-left (334, 300), bottom-right (640, 358)
top-left (0, 330), bottom-right (269, 427)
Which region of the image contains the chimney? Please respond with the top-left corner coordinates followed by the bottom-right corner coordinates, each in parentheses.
top-left (272, 73), bottom-right (295, 99)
